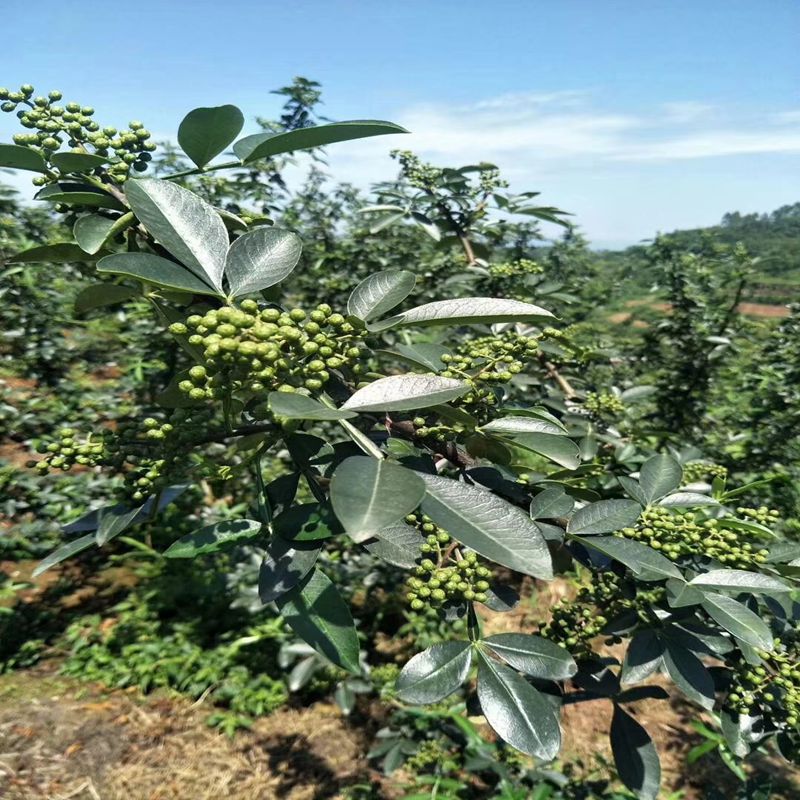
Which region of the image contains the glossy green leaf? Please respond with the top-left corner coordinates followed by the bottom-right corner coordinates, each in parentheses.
top-left (380, 342), bottom-right (452, 372)
top-left (330, 456), bottom-right (426, 543)
top-left (342, 374), bottom-right (469, 413)
top-left (658, 492), bottom-right (719, 508)
top-left (178, 104), bottom-right (244, 168)
top-left (662, 641), bottom-right (715, 710)
top-left (364, 523), bottom-right (426, 568)
top-left (610, 705), bottom-right (661, 800)
top-left (483, 634), bottom-right (577, 680)
top-left (258, 535), bottom-right (322, 601)
top-left (8, 243), bottom-right (91, 264)
top-left (639, 454), bottom-right (683, 504)
top-left (567, 499), bottom-right (642, 536)
top-left (96, 503), bottom-right (144, 545)
top-left (620, 631), bottom-right (665, 686)
top-left (163, 518), bottom-right (262, 558)
top-left (233, 120), bottom-right (408, 163)
top-left (50, 151), bottom-right (108, 173)
top-left (35, 182), bottom-right (126, 211)
top-left (482, 416), bottom-right (566, 437)
top-left (98, 253), bottom-right (221, 296)
top-left (396, 641), bottom-right (472, 704)
top-left (271, 503), bottom-right (342, 542)
top-left (74, 212), bottom-right (133, 254)
top-left (225, 226), bottom-right (302, 298)
top-left (419, 473), bottom-right (553, 579)
top-left (368, 297), bottom-right (554, 332)
top-left (576, 536), bottom-right (682, 581)
top-left (700, 593), bottom-right (774, 649)
top-left (0, 143), bottom-right (47, 172)
top-left (32, 533), bottom-right (96, 577)
top-left (530, 487), bottom-right (574, 520)
top-left (125, 178), bottom-right (228, 292)
top-left (74, 283), bottom-right (139, 313)
top-left (347, 269), bottom-right (416, 322)
top-left (476, 650), bottom-right (561, 760)
top-left (512, 433), bottom-right (581, 469)
top-left (268, 391), bottom-right (356, 421)
top-left (688, 569), bottom-right (790, 596)
top-left (276, 568), bottom-right (361, 673)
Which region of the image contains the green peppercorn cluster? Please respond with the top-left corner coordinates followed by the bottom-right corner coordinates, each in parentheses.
top-left (682, 461), bottom-right (728, 483)
top-left (168, 300), bottom-right (366, 408)
top-left (392, 150), bottom-right (444, 190)
top-left (405, 738), bottom-right (460, 773)
top-left (725, 626), bottom-right (800, 731)
top-left (0, 84), bottom-right (155, 183)
top-left (488, 259), bottom-right (543, 279)
top-left (404, 513), bottom-right (492, 610)
top-left (439, 331), bottom-right (540, 417)
top-left (540, 326), bottom-right (589, 362)
top-left (617, 506), bottom-right (771, 568)
top-left (540, 572), bottom-right (664, 658)
top-left (583, 391), bottom-right (625, 417)
top-left (32, 407), bottom-right (218, 502)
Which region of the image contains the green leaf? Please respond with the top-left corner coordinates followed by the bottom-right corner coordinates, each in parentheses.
top-left (529, 487), bottom-right (574, 520)
top-left (177, 104), bottom-right (244, 168)
top-left (368, 297), bottom-right (554, 332)
top-left (35, 182), bottom-right (126, 211)
top-left (98, 253), bottom-right (221, 296)
top-left (688, 569), bottom-right (790, 596)
top-left (567, 499), bottom-right (642, 536)
top-left (225, 226), bottom-right (302, 298)
top-left (396, 641), bottom-right (472, 704)
top-left (511, 433), bottom-right (581, 469)
top-left (639, 454), bottom-right (683, 504)
top-left (0, 143), bottom-right (47, 172)
top-left (330, 456), bottom-right (426, 543)
top-left (8, 243), bottom-right (92, 264)
top-left (610, 705), bottom-right (661, 800)
top-left (347, 269), bottom-right (417, 322)
top-left (364, 523), bottom-right (425, 568)
top-left (620, 631), bottom-right (665, 685)
top-left (74, 212), bottom-right (133, 254)
top-left (32, 533), bottom-right (96, 577)
top-left (258, 535), bottom-right (322, 601)
top-left (483, 634), bottom-right (577, 680)
top-left (700, 593), bottom-right (774, 650)
top-left (125, 178), bottom-right (228, 292)
top-left (271, 503), bottom-right (342, 542)
top-left (96, 503), bottom-right (144, 546)
top-left (476, 650), bottom-right (561, 760)
top-left (662, 641), bottom-right (715, 710)
top-left (342, 374), bottom-right (469, 413)
top-left (50, 151), bottom-right (108, 173)
top-left (419, 473), bottom-right (552, 579)
top-left (482, 416), bottom-right (566, 437)
top-left (576, 536), bottom-right (682, 581)
top-left (658, 492), bottom-right (719, 508)
top-left (163, 519), bottom-right (262, 558)
top-left (268, 392), bottom-right (356, 421)
top-left (379, 343), bottom-right (451, 372)
top-left (275, 568), bottom-right (361, 673)
top-left (74, 283), bottom-right (139, 313)
top-left (233, 120), bottom-right (408, 163)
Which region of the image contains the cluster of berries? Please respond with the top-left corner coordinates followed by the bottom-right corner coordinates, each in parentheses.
top-left (32, 408), bottom-right (219, 502)
top-left (682, 461), bottom-right (728, 483)
top-left (583, 391), bottom-right (625, 418)
top-left (487, 259), bottom-right (543, 279)
top-left (726, 626), bottom-right (800, 731)
top-left (404, 514), bottom-right (491, 610)
top-left (0, 85), bottom-right (154, 184)
top-left (540, 572), bottom-right (664, 658)
top-left (617, 506), bottom-right (772, 568)
top-left (168, 300), bottom-right (366, 408)
top-left (439, 331), bottom-right (540, 418)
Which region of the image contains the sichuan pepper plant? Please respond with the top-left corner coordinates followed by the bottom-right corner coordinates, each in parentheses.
top-left (2, 86), bottom-right (799, 800)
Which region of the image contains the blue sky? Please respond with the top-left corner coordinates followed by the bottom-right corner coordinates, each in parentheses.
top-left (2, 0), bottom-right (799, 247)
